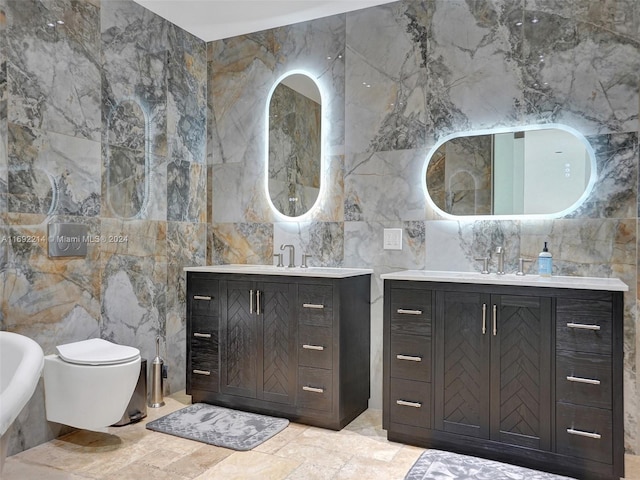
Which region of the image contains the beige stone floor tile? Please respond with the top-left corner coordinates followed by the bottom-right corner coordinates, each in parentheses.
top-left (2, 459), bottom-right (94, 480)
top-left (253, 423), bottom-right (308, 454)
top-left (626, 454), bottom-right (640, 479)
top-left (272, 441), bottom-right (353, 469)
top-left (334, 454), bottom-right (415, 480)
top-left (163, 444), bottom-right (234, 479)
top-left (100, 462), bottom-right (189, 480)
top-left (285, 462), bottom-right (340, 479)
top-left (193, 450), bottom-right (300, 480)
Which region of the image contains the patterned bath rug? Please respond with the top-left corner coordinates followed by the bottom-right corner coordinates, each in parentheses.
top-left (405, 450), bottom-right (575, 480)
top-left (145, 403), bottom-right (289, 451)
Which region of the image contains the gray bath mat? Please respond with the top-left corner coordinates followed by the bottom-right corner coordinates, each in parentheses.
top-left (405, 450), bottom-right (575, 480)
top-left (145, 403), bottom-right (289, 450)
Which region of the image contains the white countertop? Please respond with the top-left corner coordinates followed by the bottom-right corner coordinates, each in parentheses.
top-left (184, 264), bottom-right (373, 279)
top-left (380, 270), bottom-right (629, 291)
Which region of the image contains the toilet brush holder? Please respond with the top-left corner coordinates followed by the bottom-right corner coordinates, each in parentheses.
top-left (149, 337), bottom-right (165, 408)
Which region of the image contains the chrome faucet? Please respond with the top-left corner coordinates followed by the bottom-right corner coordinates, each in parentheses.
top-left (495, 246), bottom-right (505, 275)
top-left (280, 244), bottom-right (295, 268)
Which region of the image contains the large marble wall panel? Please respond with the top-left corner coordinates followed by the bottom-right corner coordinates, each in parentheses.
top-left (167, 24), bottom-right (207, 222)
top-left (344, 149), bottom-right (428, 222)
top-left (425, 0), bottom-right (524, 138)
top-left (101, 0), bottom-right (168, 158)
top-left (345, 2), bottom-right (428, 155)
top-left (8, 124), bottom-right (101, 216)
top-left (0, 1), bottom-right (6, 217)
top-left (7, 0), bottom-right (101, 142)
top-left (521, 2), bottom-right (640, 134)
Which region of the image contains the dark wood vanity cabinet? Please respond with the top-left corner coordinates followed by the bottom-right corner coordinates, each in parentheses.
top-left (383, 280), bottom-right (624, 480)
top-left (186, 271), bottom-right (371, 430)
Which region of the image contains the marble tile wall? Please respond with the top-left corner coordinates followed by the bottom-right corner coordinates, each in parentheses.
top-left (0, 0), bottom-right (207, 455)
top-left (207, 0), bottom-right (640, 454)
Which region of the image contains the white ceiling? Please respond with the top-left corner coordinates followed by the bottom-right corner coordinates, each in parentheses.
top-left (132, 0), bottom-right (397, 42)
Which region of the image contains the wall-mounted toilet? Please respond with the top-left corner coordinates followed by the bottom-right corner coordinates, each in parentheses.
top-left (43, 338), bottom-right (141, 430)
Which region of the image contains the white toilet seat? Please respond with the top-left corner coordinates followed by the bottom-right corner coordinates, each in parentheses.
top-left (56, 338), bottom-right (140, 366)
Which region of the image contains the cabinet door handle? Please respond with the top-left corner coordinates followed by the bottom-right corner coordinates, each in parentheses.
top-left (193, 295), bottom-right (212, 300)
top-left (192, 369), bottom-right (211, 376)
top-left (492, 304), bottom-right (497, 336)
top-left (302, 344), bottom-right (325, 351)
top-left (397, 309), bottom-right (422, 315)
top-left (482, 303), bottom-right (487, 335)
top-left (193, 332), bottom-right (212, 338)
top-left (256, 290), bottom-right (261, 315)
top-left (396, 354), bottom-right (422, 362)
top-left (303, 303), bottom-right (324, 309)
top-left (396, 399), bottom-right (422, 408)
top-left (250, 289), bottom-right (254, 314)
top-left (567, 375), bottom-right (601, 385)
top-left (302, 386), bottom-right (324, 394)
top-left (567, 428), bottom-right (601, 440)
top-left (567, 322), bottom-right (601, 331)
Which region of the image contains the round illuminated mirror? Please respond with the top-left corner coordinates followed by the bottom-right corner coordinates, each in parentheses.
top-left (425, 125), bottom-right (596, 217)
top-left (267, 72), bottom-right (322, 218)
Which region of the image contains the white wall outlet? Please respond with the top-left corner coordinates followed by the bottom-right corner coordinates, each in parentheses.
top-left (383, 228), bottom-right (403, 250)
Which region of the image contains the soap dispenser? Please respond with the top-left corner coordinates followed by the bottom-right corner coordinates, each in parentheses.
top-left (538, 242), bottom-right (553, 277)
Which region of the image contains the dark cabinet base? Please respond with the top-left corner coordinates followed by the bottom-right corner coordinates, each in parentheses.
top-left (191, 388), bottom-right (368, 431)
top-left (387, 426), bottom-right (622, 480)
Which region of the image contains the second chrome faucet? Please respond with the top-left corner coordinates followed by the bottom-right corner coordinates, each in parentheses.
top-left (280, 244), bottom-right (296, 268)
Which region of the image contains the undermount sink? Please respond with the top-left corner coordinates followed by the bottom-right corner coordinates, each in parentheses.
top-left (184, 264), bottom-right (373, 278)
top-left (380, 270), bottom-right (629, 291)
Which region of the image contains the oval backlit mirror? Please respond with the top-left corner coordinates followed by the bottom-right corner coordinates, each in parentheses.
top-left (267, 72), bottom-right (322, 218)
top-left (425, 125), bottom-right (597, 218)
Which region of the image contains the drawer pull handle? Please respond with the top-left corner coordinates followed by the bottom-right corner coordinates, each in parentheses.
top-left (397, 309), bottom-right (422, 315)
top-left (192, 369), bottom-right (211, 376)
top-left (396, 354), bottom-right (422, 362)
top-left (396, 400), bottom-right (422, 408)
top-left (567, 375), bottom-right (601, 385)
top-left (193, 295), bottom-right (212, 301)
top-left (302, 386), bottom-right (324, 394)
top-left (303, 303), bottom-right (325, 309)
top-left (193, 332), bottom-right (212, 338)
top-left (302, 344), bottom-right (325, 351)
top-left (567, 322), bottom-right (601, 331)
top-left (567, 428), bottom-right (601, 440)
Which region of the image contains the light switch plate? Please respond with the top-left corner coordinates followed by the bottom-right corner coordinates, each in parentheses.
top-left (383, 228), bottom-right (403, 250)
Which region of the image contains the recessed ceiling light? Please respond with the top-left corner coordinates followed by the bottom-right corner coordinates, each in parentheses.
top-left (46, 22), bottom-right (55, 27)
top-left (56, 20), bottom-right (64, 25)
top-left (515, 21), bottom-right (523, 26)
top-left (531, 17), bottom-right (539, 24)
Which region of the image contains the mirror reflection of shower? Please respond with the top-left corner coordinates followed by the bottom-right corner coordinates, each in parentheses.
top-left (425, 126), bottom-right (595, 217)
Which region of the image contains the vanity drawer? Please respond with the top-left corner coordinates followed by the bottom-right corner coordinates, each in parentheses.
top-left (188, 279), bottom-right (219, 317)
top-left (556, 403), bottom-right (612, 465)
top-left (389, 378), bottom-right (431, 429)
top-left (298, 325), bottom-right (332, 370)
top-left (556, 350), bottom-right (611, 409)
top-left (556, 297), bottom-right (612, 355)
top-left (298, 284), bottom-right (333, 327)
top-left (298, 367), bottom-right (332, 412)
top-left (390, 334), bottom-right (431, 382)
top-left (390, 288), bottom-right (432, 336)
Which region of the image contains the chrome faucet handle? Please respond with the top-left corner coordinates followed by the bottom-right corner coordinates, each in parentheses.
top-left (274, 253), bottom-right (284, 268)
top-left (474, 257), bottom-right (490, 274)
top-left (516, 257), bottom-right (532, 276)
top-left (301, 254), bottom-right (313, 268)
